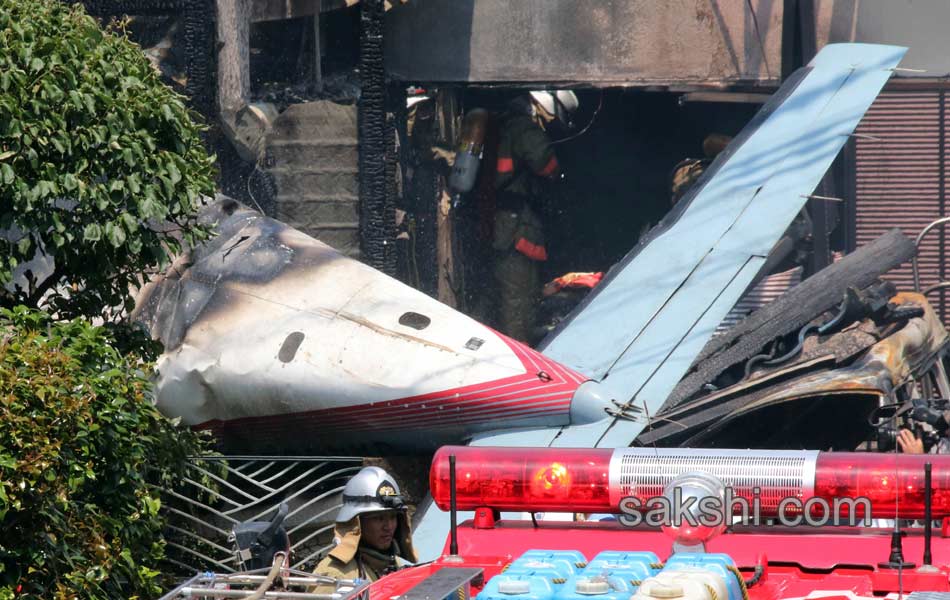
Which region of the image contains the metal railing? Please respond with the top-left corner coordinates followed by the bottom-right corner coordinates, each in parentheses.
top-left (159, 566), bottom-right (372, 600)
top-left (912, 216), bottom-right (950, 293)
top-left (160, 456), bottom-right (364, 575)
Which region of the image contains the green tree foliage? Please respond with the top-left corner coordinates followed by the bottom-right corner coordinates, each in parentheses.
top-left (0, 307), bottom-right (211, 599)
top-left (0, 2), bottom-right (220, 597)
top-left (0, 0), bottom-right (216, 319)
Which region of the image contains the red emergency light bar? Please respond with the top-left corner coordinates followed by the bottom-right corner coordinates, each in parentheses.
top-left (430, 446), bottom-right (950, 520)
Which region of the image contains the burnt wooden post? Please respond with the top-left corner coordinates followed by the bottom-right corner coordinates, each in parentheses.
top-left (358, 0), bottom-right (396, 274)
top-left (215, 0), bottom-right (250, 117)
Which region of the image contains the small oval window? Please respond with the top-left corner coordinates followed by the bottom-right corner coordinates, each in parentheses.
top-left (399, 312), bottom-right (431, 330)
top-left (278, 331), bottom-right (305, 363)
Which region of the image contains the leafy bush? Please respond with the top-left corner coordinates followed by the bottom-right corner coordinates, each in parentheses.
top-left (0, 0), bottom-right (215, 319)
top-left (0, 307), bottom-right (211, 599)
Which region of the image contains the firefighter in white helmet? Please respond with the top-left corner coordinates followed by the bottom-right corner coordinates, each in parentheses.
top-left (311, 466), bottom-right (417, 585)
top-left (492, 89), bottom-right (579, 343)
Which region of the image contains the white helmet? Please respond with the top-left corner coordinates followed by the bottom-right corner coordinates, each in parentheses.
top-left (529, 90), bottom-right (579, 127)
top-left (336, 466), bottom-right (406, 523)
top-left (406, 95), bottom-right (429, 109)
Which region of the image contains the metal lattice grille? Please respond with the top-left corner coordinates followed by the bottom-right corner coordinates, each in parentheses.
top-left (160, 456), bottom-right (363, 575)
top-left (611, 449), bottom-right (817, 509)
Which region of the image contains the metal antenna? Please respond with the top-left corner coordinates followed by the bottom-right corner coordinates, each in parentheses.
top-left (879, 456), bottom-right (914, 594)
top-left (925, 462), bottom-right (933, 566)
top-left (449, 454), bottom-right (458, 555)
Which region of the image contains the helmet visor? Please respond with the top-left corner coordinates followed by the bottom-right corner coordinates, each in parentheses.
top-left (342, 492), bottom-right (406, 510)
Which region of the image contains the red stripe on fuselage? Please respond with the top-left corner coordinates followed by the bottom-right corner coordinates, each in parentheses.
top-left (307, 399), bottom-right (574, 433)
top-left (307, 388), bottom-right (576, 427)
top-left (240, 385), bottom-right (575, 425)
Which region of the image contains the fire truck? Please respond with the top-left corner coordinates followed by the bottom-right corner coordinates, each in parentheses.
top-left (162, 444), bottom-right (950, 600)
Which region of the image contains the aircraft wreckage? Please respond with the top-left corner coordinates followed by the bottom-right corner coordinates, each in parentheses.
top-left (645, 231), bottom-right (950, 452)
top-left (132, 43), bottom-right (950, 461)
top-left (134, 199), bottom-right (950, 455)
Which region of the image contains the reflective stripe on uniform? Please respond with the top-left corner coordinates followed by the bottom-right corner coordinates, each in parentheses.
top-left (515, 237), bottom-right (548, 261)
top-left (537, 156), bottom-right (559, 177)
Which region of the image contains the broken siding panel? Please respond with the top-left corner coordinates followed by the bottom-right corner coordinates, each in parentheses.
top-left (853, 90), bottom-right (947, 323)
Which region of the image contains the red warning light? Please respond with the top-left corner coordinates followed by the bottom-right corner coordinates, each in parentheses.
top-left (531, 462), bottom-right (572, 499)
top-left (430, 446), bottom-right (612, 512)
top-left (814, 452), bottom-right (950, 519)
top-left (430, 446), bottom-right (950, 519)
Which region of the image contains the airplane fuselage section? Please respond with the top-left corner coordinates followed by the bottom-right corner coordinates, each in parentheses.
top-left (136, 201), bottom-right (584, 453)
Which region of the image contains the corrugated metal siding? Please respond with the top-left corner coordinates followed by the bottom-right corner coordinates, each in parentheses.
top-left (853, 90), bottom-right (947, 322)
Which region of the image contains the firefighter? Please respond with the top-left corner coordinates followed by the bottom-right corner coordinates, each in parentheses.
top-left (492, 90), bottom-right (578, 343)
top-left (670, 133), bottom-right (732, 205)
top-left (311, 466), bottom-right (417, 586)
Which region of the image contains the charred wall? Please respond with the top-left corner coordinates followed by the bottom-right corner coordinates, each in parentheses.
top-left (74, 0), bottom-right (216, 126)
top-left (384, 0), bottom-right (784, 86)
top-left (71, 0), bottom-right (250, 205)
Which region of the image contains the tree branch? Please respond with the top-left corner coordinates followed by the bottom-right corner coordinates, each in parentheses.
top-left (25, 264), bottom-right (66, 308)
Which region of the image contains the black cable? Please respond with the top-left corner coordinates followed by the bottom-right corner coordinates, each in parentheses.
top-left (744, 564), bottom-right (764, 587)
top-left (550, 91), bottom-right (604, 146)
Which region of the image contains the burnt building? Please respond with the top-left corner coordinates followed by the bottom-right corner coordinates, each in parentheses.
top-left (382, 1), bottom-right (950, 330)
top-left (79, 0), bottom-right (950, 329)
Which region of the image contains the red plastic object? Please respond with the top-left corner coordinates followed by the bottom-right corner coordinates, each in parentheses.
top-left (438, 519), bottom-right (950, 584)
top-left (430, 445), bottom-right (613, 512)
top-left (814, 453), bottom-right (950, 519)
top-left (473, 507), bottom-right (497, 529)
top-left (432, 446), bottom-right (950, 519)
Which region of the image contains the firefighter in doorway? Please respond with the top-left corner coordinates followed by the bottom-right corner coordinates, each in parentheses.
top-left (492, 90), bottom-right (578, 343)
top-left (670, 133), bottom-right (733, 205)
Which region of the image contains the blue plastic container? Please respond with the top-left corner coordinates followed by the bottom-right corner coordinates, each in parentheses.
top-left (508, 550), bottom-right (588, 579)
top-left (661, 553), bottom-right (741, 600)
top-left (476, 574), bottom-right (557, 600)
top-left (554, 574), bottom-right (639, 600)
top-left (582, 551), bottom-right (660, 580)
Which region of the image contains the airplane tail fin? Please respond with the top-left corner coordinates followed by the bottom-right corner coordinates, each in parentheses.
top-left (535, 43), bottom-right (907, 449)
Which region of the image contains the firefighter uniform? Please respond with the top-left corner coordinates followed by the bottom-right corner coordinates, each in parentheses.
top-left (311, 467), bottom-right (416, 590)
top-left (492, 111), bottom-right (562, 343)
top-left (311, 515), bottom-right (415, 583)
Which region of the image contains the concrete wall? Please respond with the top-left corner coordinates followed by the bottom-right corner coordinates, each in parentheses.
top-left (815, 0), bottom-right (950, 78)
top-left (384, 0), bottom-right (784, 86)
